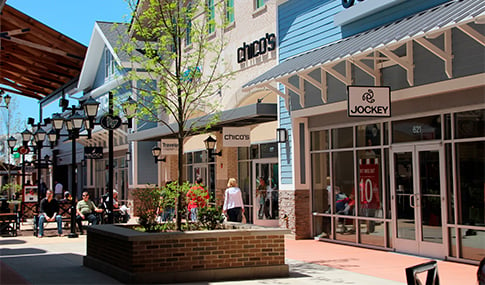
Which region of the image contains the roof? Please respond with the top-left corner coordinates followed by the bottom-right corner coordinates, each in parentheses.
top-left (128, 103), bottom-right (277, 141)
top-left (77, 21), bottom-right (143, 92)
top-left (243, 0), bottom-right (485, 89)
top-left (0, 4), bottom-right (87, 99)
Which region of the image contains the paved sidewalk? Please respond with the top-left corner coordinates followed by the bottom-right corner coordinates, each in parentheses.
top-left (0, 229), bottom-right (478, 285)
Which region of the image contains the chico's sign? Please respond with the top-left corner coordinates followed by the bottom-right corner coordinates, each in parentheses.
top-left (223, 127), bottom-right (250, 147)
top-left (348, 86), bottom-right (391, 117)
top-left (237, 33), bottom-right (276, 63)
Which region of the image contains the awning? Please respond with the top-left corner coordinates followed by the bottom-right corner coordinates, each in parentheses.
top-left (128, 103), bottom-right (277, 141)
top-left (243, 0), bottom-right (485, 90)
top-left (0, 4), bottom-right (86, 100)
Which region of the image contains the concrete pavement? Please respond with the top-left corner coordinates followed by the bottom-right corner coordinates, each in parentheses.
top-left (0, 226), bottom-right (478, 285)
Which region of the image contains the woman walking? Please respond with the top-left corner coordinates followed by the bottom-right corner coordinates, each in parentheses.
top-left (223, 178), bottom-right (244, 222)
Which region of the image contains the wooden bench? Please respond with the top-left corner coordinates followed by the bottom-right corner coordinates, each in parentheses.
top-left (0, 213), bottom-right (19, 236)
top-left (33, 202), bottom-right (73, 236)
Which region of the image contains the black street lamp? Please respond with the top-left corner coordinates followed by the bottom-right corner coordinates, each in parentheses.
top-left (0, 90), bottom-right (11, 109)
top-left (204, 135), bottom-right (222, 158)
top-left (151, 146), bottom-right (166, 163)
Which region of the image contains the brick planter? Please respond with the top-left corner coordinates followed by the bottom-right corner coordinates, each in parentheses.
top-left (83, 223), bottom-right (290, 284)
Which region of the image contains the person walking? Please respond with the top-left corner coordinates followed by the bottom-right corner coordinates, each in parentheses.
top-left (223, 178), bottom-right (244, 222)
top-left (38, 190), bottom-right (63, 238)
top-left (186, 176), bottom-right (209, 222)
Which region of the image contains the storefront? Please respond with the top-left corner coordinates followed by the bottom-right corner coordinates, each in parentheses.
top-left (243, 0), bottom-right (484, 263)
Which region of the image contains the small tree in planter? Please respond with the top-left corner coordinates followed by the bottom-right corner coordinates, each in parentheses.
top-left (133, 181), bottom-right (224, 232)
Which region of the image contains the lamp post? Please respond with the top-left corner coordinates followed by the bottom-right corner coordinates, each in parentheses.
top-left (151, 146), bottom-right (166, 163)
top-left (204, 135), bottom-right (222, 158)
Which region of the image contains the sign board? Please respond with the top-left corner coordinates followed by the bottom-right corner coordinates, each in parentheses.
top-left (359, 158), bottom-right (381, 210)
top-left (348, 86), bottom-right (391, 117)
top-left (223, 127), bottom-right (251, 147)
top-left (84, 146), bottom-right (104, 159)
top-left (18, 146), bottom-right (29, 155)
top-left (23, 186), bottom-right (38, 202)
top-left (100, 114), bottom-right (122, 130)
top-left (161, 139), bottom-right (179, 155)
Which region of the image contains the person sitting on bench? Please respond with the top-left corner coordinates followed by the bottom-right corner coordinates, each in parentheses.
top-left (76, 192), bottom-right (103, 234)
top-left (38, 190), bottom-right (63, 238)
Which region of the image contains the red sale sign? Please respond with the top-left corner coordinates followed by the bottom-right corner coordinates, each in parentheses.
top-left (359, 158), bottom-right (380, 209)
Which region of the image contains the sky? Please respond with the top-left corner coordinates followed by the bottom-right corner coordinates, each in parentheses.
top-left (0, 0), bottom-right (132, 135)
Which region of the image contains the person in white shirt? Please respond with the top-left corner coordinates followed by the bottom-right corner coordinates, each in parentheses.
top-left (223, 178), bottom-right (244, 222)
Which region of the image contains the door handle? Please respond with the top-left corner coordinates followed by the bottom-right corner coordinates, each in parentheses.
top-left (409, 194), bottom-right (417, 209)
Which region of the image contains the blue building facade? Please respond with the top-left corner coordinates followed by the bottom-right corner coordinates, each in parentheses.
top-left (245, 0), bottom-right (485, 263)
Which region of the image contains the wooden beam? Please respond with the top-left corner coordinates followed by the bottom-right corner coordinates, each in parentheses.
top-left (457, 23), bottom-right (485, 46)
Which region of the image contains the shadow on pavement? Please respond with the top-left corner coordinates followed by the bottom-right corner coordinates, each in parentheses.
top-left (0, 248), bottom-right (46, 256)
top-left (1, 253), bottom-right (122, 284)
top-left (0, 239), bottom-right (26, 245)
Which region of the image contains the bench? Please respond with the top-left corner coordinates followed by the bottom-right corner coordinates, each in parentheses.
top-left (33, 202), bottom-right (73, 236)
top-left (0, 213), bottom-right (19, 236)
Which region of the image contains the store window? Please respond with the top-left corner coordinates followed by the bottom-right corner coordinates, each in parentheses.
top-left (311, 152), bottom-right (331, 213)
top-left (332, 127), bottom-right (353, 149)
top-left (356, 123), bottom-right (380, 147)
top-left (311, 130), bottom-right (329, 151)
top-left (455, 109), bottom-right (485, 139)
top-left (254, 0), bottom-right (265, 10)
top-left (105, 47), bottom-right (115, 79)
top-left (392, 115), bottom-right (441, 143)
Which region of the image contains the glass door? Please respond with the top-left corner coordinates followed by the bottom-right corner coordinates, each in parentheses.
top-left (253, 160), bottom-right (279, 226)
top-left (391, 144), bottom-right (446, 258)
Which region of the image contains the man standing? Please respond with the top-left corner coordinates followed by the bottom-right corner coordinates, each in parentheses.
top-left (38, 190), bottom-right (63, 238)
top-left (76, 192), bottom-right (103, 234)
top-left (54, 181), bottom-right (63, 200)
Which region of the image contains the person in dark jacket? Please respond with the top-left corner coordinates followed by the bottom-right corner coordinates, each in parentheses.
top-left (38, 190), bottom-right (63, 238)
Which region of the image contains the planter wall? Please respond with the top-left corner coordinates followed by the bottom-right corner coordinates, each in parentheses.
top-left (83, 224), bottom-right (290, 284)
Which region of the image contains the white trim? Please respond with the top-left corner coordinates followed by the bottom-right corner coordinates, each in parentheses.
top-left (292, 73), bottom-right (485, 118)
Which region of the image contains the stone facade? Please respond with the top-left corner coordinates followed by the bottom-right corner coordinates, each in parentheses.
top-left (279, 189), bottom-right (311, 239)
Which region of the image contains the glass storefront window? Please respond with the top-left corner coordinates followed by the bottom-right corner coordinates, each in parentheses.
top-left (193, 151), bottom-right (205, 163)
top-left (332, 151), bottom-right (355, 214)
top-left (460, 229), bottom-right (485, 261)
top-left (359, 220), bottom-right (385, 247)
top-left (260, 142), bottom-right (278, 158)
top-left (250, 144), bottom-right (259, 159)
top-left (456, 141), bottom-right (484, 227)
top-left (384, 122), bottom-right (389, 145)
top-left (311, 130), bottom-right (329, 151)
top-left (356, 149), bottom-right (383, 220)
top-left (313, 215), bottom-right (332, 239)
top-left (455, 109), bottom-right (485, 139)
top-left (356, 124), bottom-right (380, 147)
top-left (311, 152), bottom-right (331, 213)
top-left (335, 217), bottom-right (356, 242)
top-left (332, 127), bottom-right (353, 149)
top-left (444, 113), bottom-right (452, 140)
top-left (392, 115), bottom-right (441, 143)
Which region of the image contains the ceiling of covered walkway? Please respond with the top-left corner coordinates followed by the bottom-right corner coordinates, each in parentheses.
top-left (0, 2), bottom-right (86, 100)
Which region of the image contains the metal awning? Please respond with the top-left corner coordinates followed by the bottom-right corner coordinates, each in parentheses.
top-left (243, 0), bottom-right (485, 90)
top-left (128, 103), bottom-right (277, 142)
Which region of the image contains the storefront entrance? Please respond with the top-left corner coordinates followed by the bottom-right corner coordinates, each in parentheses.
top-left (253, 159), bottom-right (278, 227)
top-left (391, 144), bottom-right (446, 259)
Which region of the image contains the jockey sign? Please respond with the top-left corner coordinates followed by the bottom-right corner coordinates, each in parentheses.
top-left (348, 86), bottom-right (391, 117)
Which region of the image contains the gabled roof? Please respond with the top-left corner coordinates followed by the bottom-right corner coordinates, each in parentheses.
top-left (0, 4), bottom-right (87, 100)
top-left (77, 21), bottom-right (142, 92)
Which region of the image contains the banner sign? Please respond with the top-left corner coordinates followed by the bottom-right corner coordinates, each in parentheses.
top-left (161, 139), bottom-right (179, 155)
top-left (223, 127), bottom-right (251, 147)
top-left (23, 186), bottom-right (38, 202)
top-left (348, 86), bottom-right (391, 117)
top-left (84, 146), bottom-right (103, 159)
top-left (359, 158), bottom-right (381, 209)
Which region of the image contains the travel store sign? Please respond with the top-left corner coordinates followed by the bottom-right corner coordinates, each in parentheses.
top-left (237, 33), bottom-right (276, 63)
top-left (348, 86), bottom-right (391, 117)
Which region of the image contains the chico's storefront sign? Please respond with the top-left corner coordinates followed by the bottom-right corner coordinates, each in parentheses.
top-left (348, 86), bottom-right (391, 117)
top-left (237, 33), bottom-right (276, 63)
top-left (223, 127), bottom-right (250, 147)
